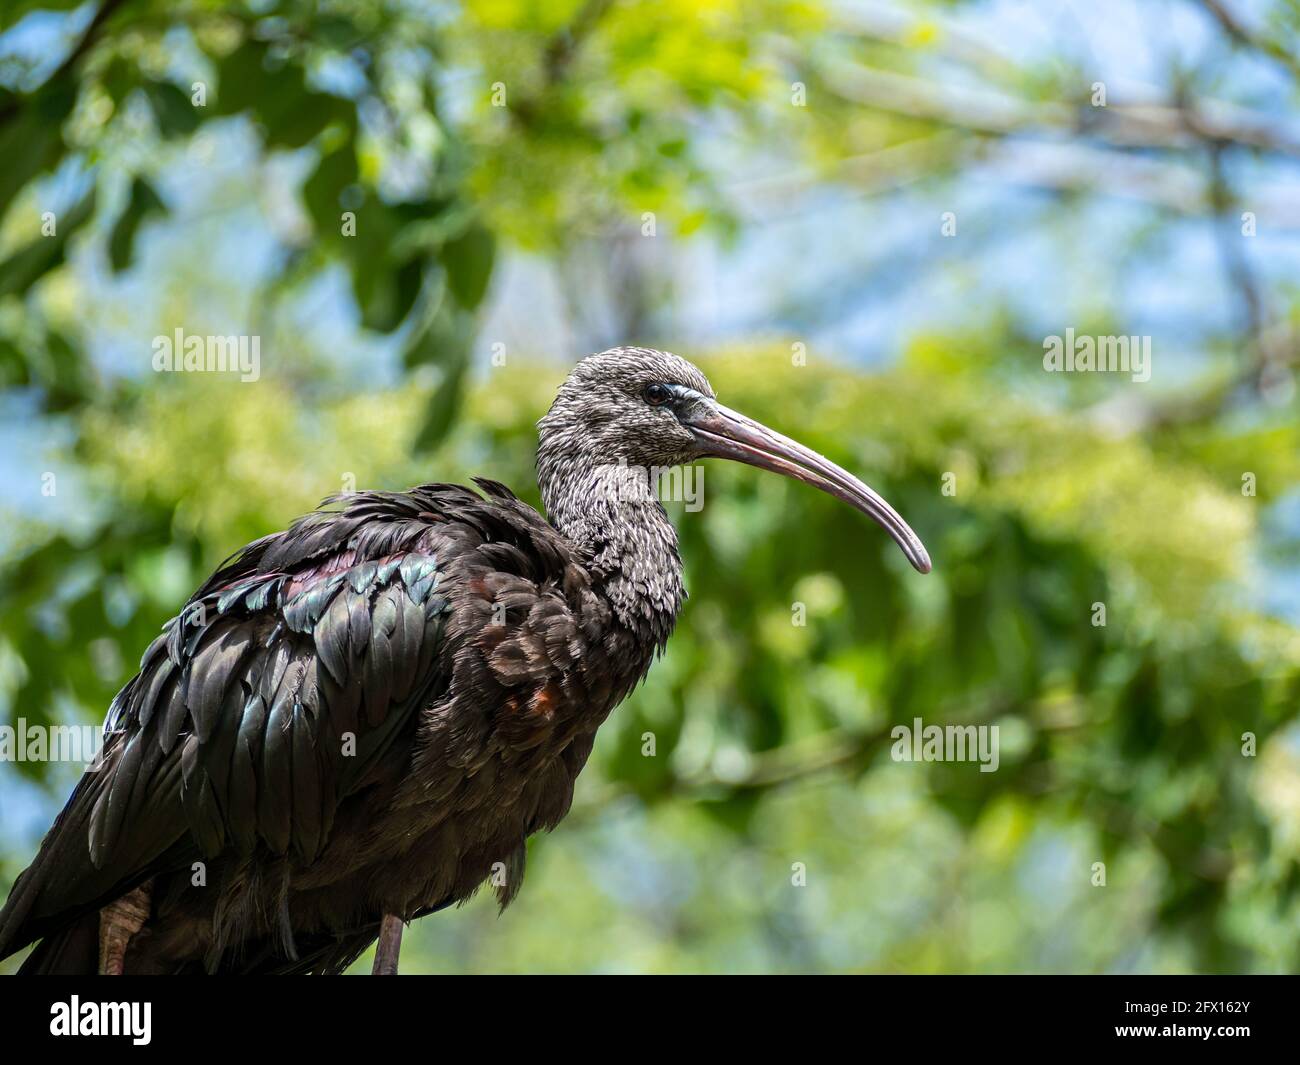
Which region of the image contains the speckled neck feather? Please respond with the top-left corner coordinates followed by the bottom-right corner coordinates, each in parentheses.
top-left (537, 436), bottom-right (685, 651)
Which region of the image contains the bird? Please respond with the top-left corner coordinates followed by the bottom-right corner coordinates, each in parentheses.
top-left (0, 347), bottom-right (930, 975)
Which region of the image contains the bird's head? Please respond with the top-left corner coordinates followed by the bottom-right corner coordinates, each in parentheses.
top-left (538, 346), bottom-right (931, 574)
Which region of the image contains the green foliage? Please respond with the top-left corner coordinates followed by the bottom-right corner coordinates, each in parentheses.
top-left (450, 0), bottom-right (825, 246)
top-left (4, 351), bottom-right (1293, 971)
top-left (107, 177), bottom-right (164, 272)
top-left (0, 0), bottom-right (496, 435)
top-left (1, 0), bottom-right (1298, 974)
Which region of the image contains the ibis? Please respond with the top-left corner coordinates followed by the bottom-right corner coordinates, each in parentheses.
top-left (0, 347), bottom-right (929, 974)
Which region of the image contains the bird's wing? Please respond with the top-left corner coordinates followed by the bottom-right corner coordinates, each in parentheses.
top-left (0, 481), bottom-right (565, 960)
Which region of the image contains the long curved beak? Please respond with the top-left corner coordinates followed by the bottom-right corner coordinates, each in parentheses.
top-left (682, 398), bottom-right (932, 574)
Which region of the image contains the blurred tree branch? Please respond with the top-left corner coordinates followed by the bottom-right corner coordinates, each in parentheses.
top-left (570, 697), bottom-right (1014, 819)
top-left (1198, 0), bottom-right (1300, 81)
top-left (509, 0), bottom-right (615, 128)
top-left (817, 60), bottom-right (1300, 159)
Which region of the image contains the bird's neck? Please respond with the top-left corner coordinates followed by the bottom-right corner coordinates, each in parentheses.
top-left (539, 455), bottom-right (685, 645)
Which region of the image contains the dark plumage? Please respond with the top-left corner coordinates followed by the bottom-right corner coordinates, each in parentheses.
top-left (0, 347), bottom-right (929, 974)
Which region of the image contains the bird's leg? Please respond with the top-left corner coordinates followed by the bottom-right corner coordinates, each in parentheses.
top-left (371, 913), bottom-right (404, 975)
top-left (98, 882), bottom-right (152, 976)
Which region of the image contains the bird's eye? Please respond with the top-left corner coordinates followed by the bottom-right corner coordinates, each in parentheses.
top-left (643, 383), bottom-right (672, 406)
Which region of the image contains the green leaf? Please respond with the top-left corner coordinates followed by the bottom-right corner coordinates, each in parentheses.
top-left (439, 222), bottom-right (496, 309)
top-left (0, 84), bottom-right (76, 222)
top-left (107, 177), bottom-right (166, 272)
top-left (142, 81), bottom-right (200, 138)
top-left (0, 329), bottom-right (93, 410)
top-left (0, 184), bottom-right (95, 297)
top-left (303, 142), bottom-right (360, 240)
top-left (413, 350), bottom-right (469, 453)
top-left (98, 55), bottom-right (136, 105)
top-left (408, 298), bottom-right (476, 451)
top-left (344, 202), bottom-right (438, 333)
top-left (212, 42), bottom-right (351, 149)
